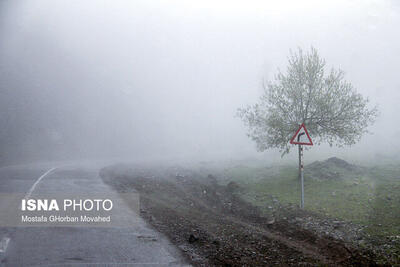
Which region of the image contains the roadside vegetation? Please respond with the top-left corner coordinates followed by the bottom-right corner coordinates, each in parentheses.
top-left (222, 158), bottom-right (400, 234)
top-left (218, 157), bottom-right (400, 263)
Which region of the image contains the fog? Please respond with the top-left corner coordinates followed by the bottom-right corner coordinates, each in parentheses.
top-left (1, 0), bottom-right (399, 165)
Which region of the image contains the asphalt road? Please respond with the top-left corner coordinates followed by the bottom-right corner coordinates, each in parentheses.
top-left (0, 162), bottom-right (189, 266)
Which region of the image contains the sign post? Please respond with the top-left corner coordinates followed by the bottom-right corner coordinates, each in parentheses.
top-left (300, 144), bottom-right (304, 209)
top-left (290, 124), bottom-right (313, 209)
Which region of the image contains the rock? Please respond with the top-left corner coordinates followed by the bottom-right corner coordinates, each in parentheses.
top-left (334, 224), bottom-right (341, 229)
top-left (212, 240), bottom-right (220, 246)
top-left (267, 218), bottom-right (275, 225)
top-left (178, 244), bottom-right (188, 252)
top-left (295, 217), bottom-right (303, 222)
top-left (188, 234), bottom-right (199, 244)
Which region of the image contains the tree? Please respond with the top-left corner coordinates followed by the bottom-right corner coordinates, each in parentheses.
top-left (237, 47), bottom-right (378, 155)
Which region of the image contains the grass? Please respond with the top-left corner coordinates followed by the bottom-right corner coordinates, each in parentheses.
top-left (221, 160), bottom-right (400, 238)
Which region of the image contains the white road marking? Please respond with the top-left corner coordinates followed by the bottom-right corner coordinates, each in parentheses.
top-left (24, 167), bottom-right (56, 199)
top-left (0, 237), bottom-right (10, 253)
top-left (0, 168), bottom-right (55, 256)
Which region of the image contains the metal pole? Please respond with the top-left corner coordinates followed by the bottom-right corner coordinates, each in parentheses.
top-left (300, 145), bottom-right (304, 209)
top-left (298, 144), bottom-right (301, 176)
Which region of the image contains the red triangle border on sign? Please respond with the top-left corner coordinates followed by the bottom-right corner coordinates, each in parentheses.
top-left (290, 123), bottom-right (313, 146)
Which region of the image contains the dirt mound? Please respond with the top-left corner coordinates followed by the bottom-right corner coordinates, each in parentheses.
top-left (325, 157), bottom-right (358, 170)
top-left (100, 165), bottom-right (380, 266)
top-left (307, 157), bottom-right (361, 180)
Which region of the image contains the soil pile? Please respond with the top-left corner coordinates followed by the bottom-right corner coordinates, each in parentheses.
top-left (307, 157), bottom-right (363, 180)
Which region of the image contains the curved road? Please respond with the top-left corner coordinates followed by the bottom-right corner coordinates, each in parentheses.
top-left (0, 162), bottom-right (189, 266)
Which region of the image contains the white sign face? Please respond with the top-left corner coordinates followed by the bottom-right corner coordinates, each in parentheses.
top-left (296, 128), bottom-right (308, 143)
top-left (290, 124), bottom-right (313, 145)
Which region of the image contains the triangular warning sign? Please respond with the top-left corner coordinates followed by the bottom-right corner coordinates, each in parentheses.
top-left (290, 123), bottom-right (313, 145)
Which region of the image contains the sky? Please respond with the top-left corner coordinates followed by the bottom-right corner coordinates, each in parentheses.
top-left (0, 0), bottom-right (399, 164)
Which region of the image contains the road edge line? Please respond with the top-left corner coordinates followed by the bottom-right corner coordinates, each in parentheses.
top-left (0, 237), bottom-right (10, 253)
top-left (24, 167), bottom-right (56, 199)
